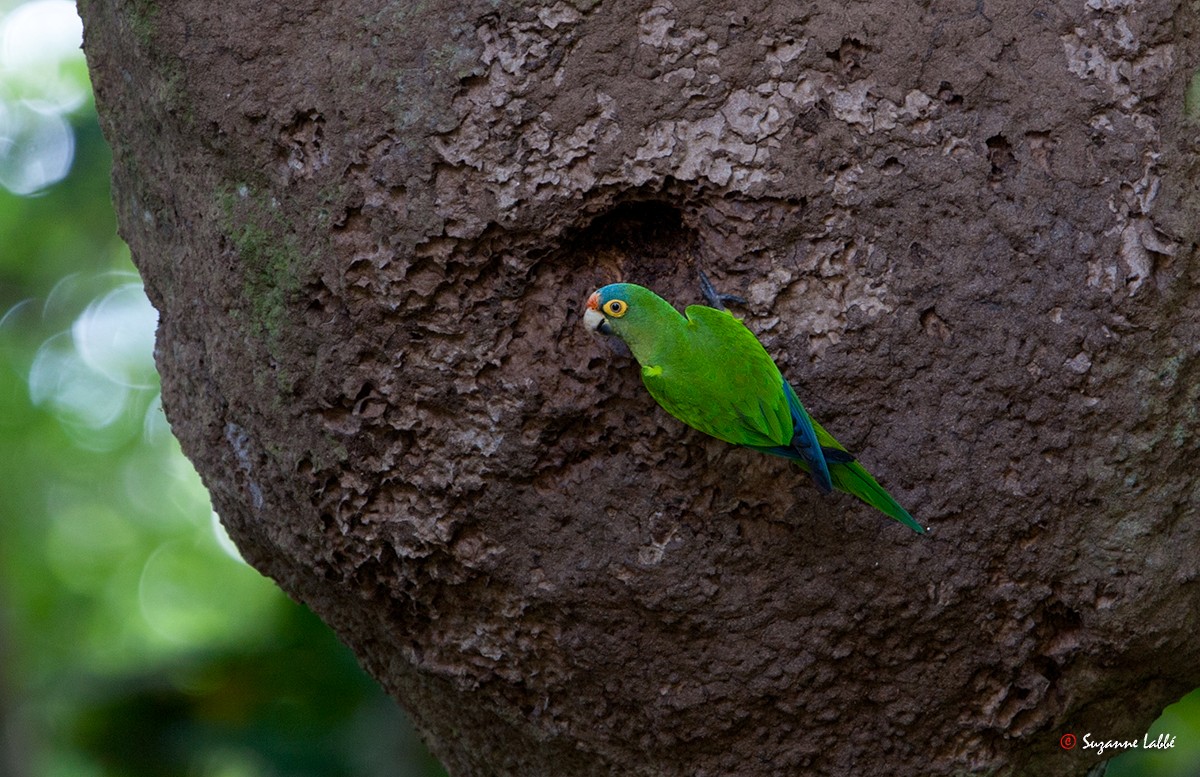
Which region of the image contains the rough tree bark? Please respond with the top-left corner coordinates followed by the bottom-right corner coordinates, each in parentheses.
top-left (79, 0), bottom-right (1199, 774)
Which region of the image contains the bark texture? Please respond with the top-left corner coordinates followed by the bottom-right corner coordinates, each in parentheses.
top-left (80, 0), bottom-right (1200, 774)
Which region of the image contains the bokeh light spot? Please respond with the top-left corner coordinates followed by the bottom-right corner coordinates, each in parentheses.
top-left (0, 102), bottom-right (74, 194)
top-left (72, 281), bottom-right (159, 389)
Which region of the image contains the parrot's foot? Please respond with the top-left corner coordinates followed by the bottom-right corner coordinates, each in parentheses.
top-left (698, 269), bottom-right (747, 312)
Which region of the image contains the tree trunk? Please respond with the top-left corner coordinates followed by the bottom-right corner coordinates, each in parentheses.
top-left (79, 0), bottom-right (1200, 774)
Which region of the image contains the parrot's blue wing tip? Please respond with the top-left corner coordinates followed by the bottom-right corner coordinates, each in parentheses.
top-left (780, 380), bottom-right (833, 492)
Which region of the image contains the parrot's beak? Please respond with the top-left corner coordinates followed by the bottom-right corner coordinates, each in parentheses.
top-left (583, 292), bottom-right (612, 334)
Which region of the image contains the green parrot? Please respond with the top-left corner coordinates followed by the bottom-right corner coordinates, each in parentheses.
top-left (583, 278), bottom-right (925, 534)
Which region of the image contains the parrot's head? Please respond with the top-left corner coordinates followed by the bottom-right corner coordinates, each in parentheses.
top-left (584, 283), bottom-right (680, 364)
top-left (583, 283), bottom-right (650, 338)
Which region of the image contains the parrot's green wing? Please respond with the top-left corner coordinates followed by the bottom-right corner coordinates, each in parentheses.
top-left (638, 310), bottom-right (789, 448)
top-left (689, 306), bottom-right (833, 492)
top-left (639, 304), bottom-right (833, 492)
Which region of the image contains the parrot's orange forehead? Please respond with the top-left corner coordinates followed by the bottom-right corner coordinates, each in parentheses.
top-left (586, 291), bottom-right (600, 311)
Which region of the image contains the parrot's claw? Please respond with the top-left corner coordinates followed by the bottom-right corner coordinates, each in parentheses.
top-left (698, 269), bottom-right (747, 312)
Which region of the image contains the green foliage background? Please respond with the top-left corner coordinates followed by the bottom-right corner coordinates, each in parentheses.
top-left (0, 2), bottom-right (1194, 776)
top-left (0, 2), bottom-right (445, 774)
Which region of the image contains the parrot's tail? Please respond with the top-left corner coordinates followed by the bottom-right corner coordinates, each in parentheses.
top-left (830, 462), bottom-right (926, 534)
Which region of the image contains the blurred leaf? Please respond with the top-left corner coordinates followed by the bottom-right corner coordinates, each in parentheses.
top-left (1106, 688), bottom-right (1200, 777)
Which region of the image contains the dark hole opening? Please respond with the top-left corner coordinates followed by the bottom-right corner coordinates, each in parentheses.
top-left (571, 199), bottom-right (695, 289)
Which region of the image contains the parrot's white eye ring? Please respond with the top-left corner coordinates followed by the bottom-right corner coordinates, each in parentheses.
top-left (603, 299), bottom-right (627, 317)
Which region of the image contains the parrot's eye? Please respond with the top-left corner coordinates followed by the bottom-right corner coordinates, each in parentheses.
top-left (603, 299), bottom-right (627, 317)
